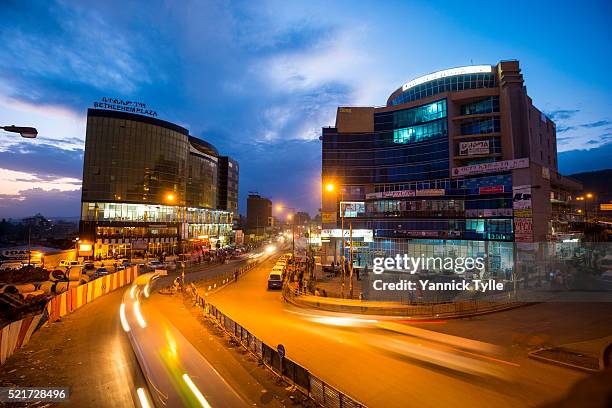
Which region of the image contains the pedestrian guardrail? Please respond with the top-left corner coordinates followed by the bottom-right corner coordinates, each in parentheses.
top-left (191, 286), bottom-right (367, 408)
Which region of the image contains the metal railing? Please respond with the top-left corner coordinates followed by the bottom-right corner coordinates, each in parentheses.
top-left (191, 287), bottom-right (366, 408)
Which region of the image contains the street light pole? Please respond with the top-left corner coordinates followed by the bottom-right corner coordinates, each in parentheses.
top-left (1, 125), bottom-right (38, 138)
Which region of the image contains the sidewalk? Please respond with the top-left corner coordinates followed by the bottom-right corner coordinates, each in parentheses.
top-left (529, 335), bottom-right (612, 372)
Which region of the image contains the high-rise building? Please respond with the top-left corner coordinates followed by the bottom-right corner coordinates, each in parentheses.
top-left (79, 108), bottom-right (239, 258)
top-left (321, 61), bottom-right (581, 272)
top-left (246, 194), bottom-right (272, 236)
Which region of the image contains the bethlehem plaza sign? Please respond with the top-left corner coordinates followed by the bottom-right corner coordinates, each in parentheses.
top-left (93, 97), bottom-right (158, 117)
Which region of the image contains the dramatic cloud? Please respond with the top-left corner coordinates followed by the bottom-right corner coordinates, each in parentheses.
top-left (0, 0), bottom-right (611, 217)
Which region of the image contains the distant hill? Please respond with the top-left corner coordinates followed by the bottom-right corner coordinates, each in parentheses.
top-left (568, 169), bottom-right (612, 203)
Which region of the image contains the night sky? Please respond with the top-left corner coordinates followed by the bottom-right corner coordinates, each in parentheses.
top-left (0, 0), bottom-right (610, 218)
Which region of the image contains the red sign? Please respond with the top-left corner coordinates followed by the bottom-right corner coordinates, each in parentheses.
top-left (479, 185), bottom-right (504, 194)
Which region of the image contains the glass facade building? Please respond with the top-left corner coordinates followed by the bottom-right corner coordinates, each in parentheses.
top-left (321, 61), bottom-right (573, 280)
top-left (80, 109), bottom-right (238, 258)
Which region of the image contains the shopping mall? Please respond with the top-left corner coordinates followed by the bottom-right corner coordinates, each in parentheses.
top-left (79, 107), bottom-right (239, 258)
top-left (320, 60), bottom-right (581, 277)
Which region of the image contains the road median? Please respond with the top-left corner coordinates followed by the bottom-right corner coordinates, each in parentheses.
top-left (283, 282), bottom-right (529, 319)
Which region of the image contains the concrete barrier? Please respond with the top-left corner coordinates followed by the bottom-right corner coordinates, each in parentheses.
top-left (0, 266), bottom-right (138, 365)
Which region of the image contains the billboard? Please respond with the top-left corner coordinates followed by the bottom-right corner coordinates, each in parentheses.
top-left (452, 158), bottom-right (529, 177)
top-left (514, 218), bottom-right (533, 242)
top-left (459, 140), bottom-right (489, 156)
top-left (512, 185), bottom-right (532, 210)
top-left (340, 202), bottom-right (365, 217)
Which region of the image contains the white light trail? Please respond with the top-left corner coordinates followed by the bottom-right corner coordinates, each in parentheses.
top-left (134, 301), bottom-right (147, 328)
top-left (119, 303), bottom-right (130, 332)
top-left (182, 373), bottom-right (212, 408)
top-left (136, 387), bottom-right (152, 408)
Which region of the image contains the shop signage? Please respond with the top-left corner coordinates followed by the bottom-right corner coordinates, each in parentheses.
top-left (416, 189), bottom-right (445, 197)
top-left (479, 185), bottom-right (504, 194)
top-left (321, 211), bottom-right (337, 223)
top-left (459, 140), bottom-right (489, 156)
top-left (93, 97), bottom-right (158, 117)
top-left (514, 218), bottom-right (533, 242)
top-left (321, 229), bottom-right (373, 242)
top-left (600, 204), bottom-right (612, 211)
top-left (365, 192), bottom-right (382, 199)
top-left (452, 158), bottom-right (529, 177)
top-left (1, 249), bottom-right (35, 260)
top-left (513, 209), bottom-right (532, 217)
top-left (382, 190), bottom-right (415, 198)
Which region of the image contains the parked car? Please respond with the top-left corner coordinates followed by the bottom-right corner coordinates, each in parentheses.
top-left (146, 260), bottom-right (165, 270)
top-left (267, 272), bottom-right (283, 290)
top-left (94, 267), bottom-right (109, 278)
top-left (83, 261), bottom-right (95, 270)
top-left (59, 260), bottom-right (81, 269)
top-left (0, 261), bottom-right (25, 270)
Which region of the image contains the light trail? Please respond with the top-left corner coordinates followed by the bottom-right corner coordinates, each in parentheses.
top-left (136, 387), bottom-right (152, 408)
top-left (182, 373), bottom-right (212, 408)
top-left (134, 301), bottom-right (147, 328)
top-left (143, 283), bottom-right (150, 298)
top-left (130, 285), bottom-right (138, 299)
top-left (119, 303), bottom-right (130, 332)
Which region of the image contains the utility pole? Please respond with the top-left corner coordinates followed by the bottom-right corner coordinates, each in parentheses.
top-left (349, 221), bottom-right (354, 299)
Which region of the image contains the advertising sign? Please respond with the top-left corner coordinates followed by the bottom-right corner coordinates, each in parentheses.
top-left (415, 189), bottom-right (445, 197)
top-left (340, 202), bottom-right (365, 218)
top-left (365, 192), bottom-right (382, 199)
top-left (512, 185), bottom-right (532, 209)
top-left (459, 140), bottom-right (489, 156)
top-left (452, 158), bottom-right (529, 177)
top-left (513, 209), bottom-right (532, 217)
top-left (321, 211), bottom-right (337, 223)
top-left (514, 218), bottom-right (533, 242)
top-left (321, 229), bottom-right (373, 242)
top-left (600, 204), bottom-right (612, 211)
top-left (479, 185), bottom-right (504, 194)
top-left (382, 190), bottom-right (415, 198)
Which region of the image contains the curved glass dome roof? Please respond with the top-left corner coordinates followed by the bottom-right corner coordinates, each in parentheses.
top-left (387, 65), bottom-right (495, 106)
top-left (188, 136), bottom-right (219, 157)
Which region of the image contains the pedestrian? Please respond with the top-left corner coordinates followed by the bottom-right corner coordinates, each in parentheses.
top-left (234, 269), bottom-right (238, 282)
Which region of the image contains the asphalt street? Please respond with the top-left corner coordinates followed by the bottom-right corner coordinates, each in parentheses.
top-left (201, 249), bottom-right (589, 408)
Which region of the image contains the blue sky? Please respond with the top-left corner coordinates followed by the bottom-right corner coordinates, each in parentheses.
top-left (0, 0), bottom-right (610, 218)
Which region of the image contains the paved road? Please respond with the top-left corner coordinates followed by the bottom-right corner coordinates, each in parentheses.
top-left (0, 255), bottom-right (255, 407)
top-left (0, 288), bottom-right (144, 407)
top-left (201, 249), bottom-right (588, 408)
top-left (124, 273), bottom-right (247, 407)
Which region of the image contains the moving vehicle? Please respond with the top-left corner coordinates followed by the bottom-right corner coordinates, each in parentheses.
top-left (267, 272), bottom-right (283, 289)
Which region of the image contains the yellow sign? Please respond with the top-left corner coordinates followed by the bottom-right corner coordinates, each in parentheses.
top-left (322, 211), bottom-right (337, 223)
top-left (513, 209), bottom-right (532, 217)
